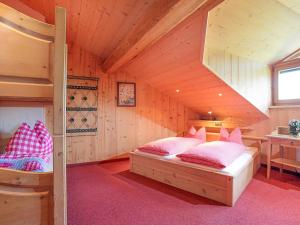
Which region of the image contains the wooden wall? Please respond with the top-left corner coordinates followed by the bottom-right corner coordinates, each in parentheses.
top-left (204, 47), bottom-right (271, 115)
top-left (251, 107), bottom-right (300, 136)
top-left (65, 44), bottom-right (199, 164)
top-left (249, 107), bottom-right (300, 164)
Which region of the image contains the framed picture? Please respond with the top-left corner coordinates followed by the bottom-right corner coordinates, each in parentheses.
top-left (117, 82), bottom-right (136, 107)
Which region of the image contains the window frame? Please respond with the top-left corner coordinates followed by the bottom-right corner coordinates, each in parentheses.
top-left (272, 59), bottom-right (300, 105)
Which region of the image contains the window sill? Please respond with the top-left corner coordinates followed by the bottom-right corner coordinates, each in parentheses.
top-left (269, 105), bottom-right (300, 109)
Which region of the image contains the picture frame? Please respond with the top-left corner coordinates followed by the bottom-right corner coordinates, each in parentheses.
top-left (117, 82), bottom-right (136, 107)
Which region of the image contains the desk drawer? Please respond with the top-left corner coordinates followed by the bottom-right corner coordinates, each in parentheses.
top-left (270, 138), bottom-right (300, 147)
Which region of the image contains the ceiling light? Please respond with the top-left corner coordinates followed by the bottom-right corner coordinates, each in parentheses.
top-left (218, 93), bottom-right (223, 96)
top-left (175, 89), bottom-right (180, 93)
top-left (208, 111), bottom-right (212, 115)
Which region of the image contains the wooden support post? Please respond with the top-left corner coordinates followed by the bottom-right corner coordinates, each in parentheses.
top-left (279, 145), bottom-right (283, 174)
top-left (53, 6), bottom-right (67, 225)
top-left (267, 140), bottom-right (272, 179)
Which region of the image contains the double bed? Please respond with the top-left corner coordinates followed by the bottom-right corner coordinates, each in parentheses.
top-left (130, 134), bottom-right (262, 206)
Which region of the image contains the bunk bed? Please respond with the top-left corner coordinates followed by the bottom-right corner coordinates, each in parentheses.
top-left (0, 3), bottom-right (67, 225)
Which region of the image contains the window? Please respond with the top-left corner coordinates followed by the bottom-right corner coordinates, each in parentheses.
top-left (278, 68), bottom-right (300, 100)
top-left (273, 61), bottom-right (300, 105)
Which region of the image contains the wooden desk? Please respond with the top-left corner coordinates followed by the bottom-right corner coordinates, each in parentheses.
top-left (266, 133), bottom-right (300, 179)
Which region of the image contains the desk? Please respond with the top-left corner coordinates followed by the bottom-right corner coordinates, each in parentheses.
top-left (266, 133), bottom-right (300, 179)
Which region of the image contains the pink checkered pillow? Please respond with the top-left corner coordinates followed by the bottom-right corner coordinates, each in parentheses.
top-left (34, 120), bottom-right (53, 156)
top-left (5, 121), bottom-right (53, 161)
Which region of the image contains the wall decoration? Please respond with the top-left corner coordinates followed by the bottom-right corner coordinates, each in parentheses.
top-left (66, 76), bottom-right (99, 136)
top-left (117, 82), bottom-right (136, 107)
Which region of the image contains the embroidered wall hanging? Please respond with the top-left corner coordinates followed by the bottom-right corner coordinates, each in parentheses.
top-left (66, 76), bottom-right (99, 136)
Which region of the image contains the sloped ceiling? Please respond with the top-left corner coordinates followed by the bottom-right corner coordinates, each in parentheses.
top-left (19, 0), bottom-right (300, 66)
top-left (278, 0), bottom-right (300, 15)
top-left (19, 0), bottom-right (160, 62)
top-left (121, 2), bottom-right (268, 124)
top-left (205, 0), bottom-right (300, 64)
top-left (16, 0), bottom-right (300, 124)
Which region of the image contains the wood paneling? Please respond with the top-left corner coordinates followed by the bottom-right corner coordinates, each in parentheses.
top-left (251, 107), bottom-right (300, 136)
top-left (249, 107), bottom-right (300, 167)
top-left (19, 0), bottom-right (300, 66)
top-left (278, 0), bottom-right (300, 15)
top-left (19, 0), bottom-right (177, 63)
top-left (206, 0), bottom-right (300, 64)
top-left (122, 1), bottom-right (268, 124)
top-left (204, 47), bottom-right (271, 115)
top-left (102, 0), bottom-right (208, 73)
top-left (65, 44), bottom-right (199, 164)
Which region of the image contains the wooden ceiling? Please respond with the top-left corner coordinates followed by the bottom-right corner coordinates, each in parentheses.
top-left (19, 0), bottom-right (207, 72)
top-left (121, 1), bottom-right (268, 124)
top-left (19, 0), bottom-right (300, 67)
top-left (16, 0), bottom-right (300, 124)
top-left (278, 0), bottom-right (300, 15)
top-left (19, 0), bottom-right (157, 62)
top-left (205, 0), bottom-right (300, 64)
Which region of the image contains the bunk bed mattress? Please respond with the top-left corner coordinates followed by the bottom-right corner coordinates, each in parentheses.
top-left (133, 146), bottom-right (257, 176)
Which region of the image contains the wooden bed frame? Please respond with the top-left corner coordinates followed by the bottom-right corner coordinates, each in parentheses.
top-left (130, 133), bottom-right (263, 206)
top-left (0, 3), bottom-right (67, 225)
top-left (0, 167), bottom-right (53, 225)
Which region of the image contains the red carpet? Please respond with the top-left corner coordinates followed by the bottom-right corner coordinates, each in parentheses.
top-left (67, 160), bottom-right (300, 225)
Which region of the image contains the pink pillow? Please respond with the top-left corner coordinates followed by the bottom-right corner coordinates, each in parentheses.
top-left (185, 127), bottom-right (206, 142)
top-left (185, 126), bottom-right (197, 137)
top-left (194, 127), bottom-right (206, 141)
top-left (177, 141), bottom-right (246, 168)
top-left (220, 127), bottom-right (243, 145)
top-left (5, 121), bottom-right (53, 157)
top-left (137, 137), bottom-right (202, 155)
top-left (34, 120), bottom-right (53, 155)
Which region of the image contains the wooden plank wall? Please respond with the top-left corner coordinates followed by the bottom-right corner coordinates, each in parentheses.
top-left (250, 107), bottom-right (300, 137)
top-left (204, 47), bottom-right (272, 115)
top-left (63, 44), bottom-right (199, 164)
top-left (250, 107), bottom-right (300, 164)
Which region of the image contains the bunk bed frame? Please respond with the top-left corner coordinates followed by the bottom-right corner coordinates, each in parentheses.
top-left (0, 3), bottom-right (67, 225)
top-left (130, 133), bottom-right (264, 206)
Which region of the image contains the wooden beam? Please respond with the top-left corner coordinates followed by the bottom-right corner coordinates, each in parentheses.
top-left (102, 0), bottom-right (208, 73)
top-left (53, 6), bottom-right (67, 225)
